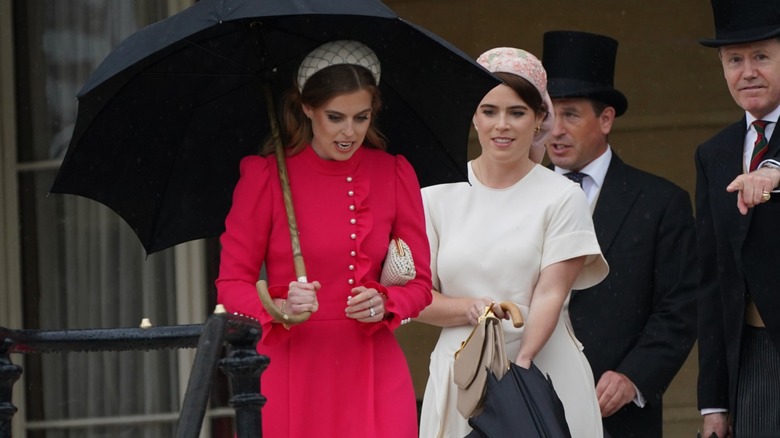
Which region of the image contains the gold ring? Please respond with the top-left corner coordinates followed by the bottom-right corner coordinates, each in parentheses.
top-left (762, 191), bottom-right (771, 202)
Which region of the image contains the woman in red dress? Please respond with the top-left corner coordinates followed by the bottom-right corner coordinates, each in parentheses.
top-left (216, 40), bottom-right (432, 437)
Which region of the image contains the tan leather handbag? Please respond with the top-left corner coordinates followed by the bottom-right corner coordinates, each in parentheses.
top-left (453, 301), bottom-right (524, 418)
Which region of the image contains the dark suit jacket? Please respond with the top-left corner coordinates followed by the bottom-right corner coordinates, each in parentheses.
top-left (695, 117), bottom-right (780, 415)
top-left (569, 153), bottom-right (698, 438)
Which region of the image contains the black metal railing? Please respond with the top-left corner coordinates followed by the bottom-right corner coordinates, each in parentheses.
top-left (0, 308), bottom-right (268, 438)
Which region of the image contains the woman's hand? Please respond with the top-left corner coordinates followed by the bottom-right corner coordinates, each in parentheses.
top-left (346, 286), bottom-right (387, 323)
top-left (285, 280), bottom-right (321, 315)
top-left (467, 297), bottom-right (505, 325)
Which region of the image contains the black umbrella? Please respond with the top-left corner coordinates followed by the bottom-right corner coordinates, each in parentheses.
top-left (466, 362), bottom-right (573, 438)
top-left (48, 0), bottom-right (499, 255)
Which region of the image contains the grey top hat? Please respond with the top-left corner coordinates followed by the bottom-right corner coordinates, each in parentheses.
top-left (542, 30), bottom-right (628, 117)
top-left (700, 0), bottom-right (780, 47)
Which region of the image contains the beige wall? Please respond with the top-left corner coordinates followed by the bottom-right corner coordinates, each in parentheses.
top-left (387, 1), bottom-right (739, 436)
top-left (387, 0), bottom-right (740, 191)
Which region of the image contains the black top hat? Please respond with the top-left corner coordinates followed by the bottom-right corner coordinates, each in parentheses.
top-left (700, 0), bottom-right (780, 47)
top-left (542, 31), bottom-right (628, 117)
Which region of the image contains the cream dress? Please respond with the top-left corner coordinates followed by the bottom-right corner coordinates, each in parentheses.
top-left (419, 162), bottom-right (608, 438)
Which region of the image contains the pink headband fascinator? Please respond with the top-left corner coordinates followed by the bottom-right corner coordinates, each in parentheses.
top-left (476, 47), bottom-right (555, 153)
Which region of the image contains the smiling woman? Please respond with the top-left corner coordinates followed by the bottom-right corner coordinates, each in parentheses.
top-left (416, 47), bottom-right (608, 438)
top-left (472, 75), bottom-right (543, 186)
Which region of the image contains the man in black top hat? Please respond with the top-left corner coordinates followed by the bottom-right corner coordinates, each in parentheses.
top-left (542, 30), bottom-right (698, 438)
top-left (697, 0), bottom-right (780, 436)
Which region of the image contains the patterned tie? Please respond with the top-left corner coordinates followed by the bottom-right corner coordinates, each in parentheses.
top-left (749, 120), bottom-right (770, 172)
top-left (564, 171), bottom-right (587, 188)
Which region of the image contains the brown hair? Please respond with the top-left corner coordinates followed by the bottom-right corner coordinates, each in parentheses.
top-left (262, 64), bottom-right (387, 156)
top-left (589, 99), bottom-right (610, 116)
top-left (493, 71), bottom-right (547, 119)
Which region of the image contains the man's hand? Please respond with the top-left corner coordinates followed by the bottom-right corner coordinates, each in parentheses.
top-left (702, 412), bottom-right (730, 438)
top-left (595, 371), bottom-right (637, 417)
top-left (726, 167), bottom-right (780, 215)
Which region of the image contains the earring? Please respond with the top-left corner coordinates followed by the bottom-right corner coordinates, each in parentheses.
top-left (534, 125), bottom-right (541, 133)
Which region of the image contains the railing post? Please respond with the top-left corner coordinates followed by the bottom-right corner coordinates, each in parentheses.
top-left (219, 328), bottom-right (267, 438)
top-left (175, 314), bottom-right (227, 438)
top-left (0, 338), bottom-right (22, 438)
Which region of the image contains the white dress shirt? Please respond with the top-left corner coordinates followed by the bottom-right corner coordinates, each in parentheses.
top-left (744, 106), bottom-right (780, 172)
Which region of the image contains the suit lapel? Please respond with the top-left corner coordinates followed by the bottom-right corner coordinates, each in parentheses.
top-left (592, 154), bottom-right (639, 254)
top-left (723, 120), bottom-right (754, 242)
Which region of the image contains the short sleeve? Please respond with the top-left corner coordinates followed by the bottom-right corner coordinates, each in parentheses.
top-left (541, 185), bottom-right (608, 289)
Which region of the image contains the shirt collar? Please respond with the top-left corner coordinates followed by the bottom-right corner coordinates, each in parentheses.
top-left (553, 146), bottom-right (612, 191)
top-left (745, 105), bottom-right (780, 128)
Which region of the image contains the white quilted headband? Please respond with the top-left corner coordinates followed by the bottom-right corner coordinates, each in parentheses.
top-left (297, 40), bottom-right (382, 92)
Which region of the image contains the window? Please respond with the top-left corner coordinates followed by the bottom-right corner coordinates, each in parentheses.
top-left (9, 1), bottom-right (227, 436)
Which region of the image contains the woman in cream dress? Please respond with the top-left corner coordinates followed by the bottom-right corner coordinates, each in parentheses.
top-left (417, 48), bottom-right (608, 438)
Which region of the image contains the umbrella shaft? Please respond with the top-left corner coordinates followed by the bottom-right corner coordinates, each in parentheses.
top-left (264, 83), bottom-right (307, 281)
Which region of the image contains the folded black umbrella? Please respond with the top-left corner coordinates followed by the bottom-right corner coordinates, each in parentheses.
top-left (466, 362), bottom-right (572, 438)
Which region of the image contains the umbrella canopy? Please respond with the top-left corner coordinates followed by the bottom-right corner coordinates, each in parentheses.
top-left (50, 0), bottom-right (499, 254)
top-left (466, 362), bottom-right (572, 438)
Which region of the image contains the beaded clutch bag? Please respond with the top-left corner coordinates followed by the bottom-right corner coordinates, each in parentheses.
top-left (379, 237), bottom-right (415, 286)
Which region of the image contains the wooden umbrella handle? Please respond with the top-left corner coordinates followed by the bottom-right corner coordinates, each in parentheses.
top-left (496, 301), bottom-right (524, 328)
top-left (256, 84), bottom-right (311, 326)
top-left (257, 280), bottom-right (311, 326)
top-left (264, 83), bottom-right (308, 282)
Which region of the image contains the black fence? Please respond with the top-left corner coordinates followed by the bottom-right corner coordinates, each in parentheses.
top-left (0, 308), bottom-right (268, 438)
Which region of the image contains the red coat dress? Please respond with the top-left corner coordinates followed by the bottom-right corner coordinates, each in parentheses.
top-left (217, 145), bottom-right (432, 437)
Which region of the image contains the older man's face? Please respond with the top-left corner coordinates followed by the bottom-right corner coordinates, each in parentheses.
top-left (720, 38), bottom-right (780, 119)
